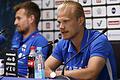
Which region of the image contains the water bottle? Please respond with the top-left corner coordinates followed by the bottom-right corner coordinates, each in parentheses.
top-left (35, 47), bottom-right (45, 79)
top-left (28, 46), bottom-right (36, 78)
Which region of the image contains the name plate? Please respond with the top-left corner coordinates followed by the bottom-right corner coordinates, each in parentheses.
top-left (4, 50), bottom-right (18, 77)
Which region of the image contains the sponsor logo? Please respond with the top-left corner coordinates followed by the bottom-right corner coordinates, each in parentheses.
top-left (55, 1), bottom-right (64, 5)
top-left (45, 0), bottom-right (50, 7)
top-left (46, 22), bottom-right (50, 29)
top-left (111, 7), bottom-right (116, 14)
top-left (46, 33), bottom-right (50, 39)
top-left (22, 44), bottom-right (26, 52)
top-left (108, 20), bottom-right (120, 25)
top-left (97, 20), bottom-right (102, 27)
top-left (58, 33), bottom-right (62, 39)
top-left (86, 22), bottom-right (91, 26)
top-left (84, 10), bottom-right (91, 14)
top-left (110, 0), bottom-right (117, 1)
top-left (96, 0), bottom-right (101, 3)
top-left (83, 0), bottom-right (87, 4)
top-left (55, 0), bottom-right (64, 5)
top-left (18, 53), bottom-right (25, 59)
top-left (46, 11), bottom-right (50, 18)
top-left (97, 8), bottom-right (102, 15)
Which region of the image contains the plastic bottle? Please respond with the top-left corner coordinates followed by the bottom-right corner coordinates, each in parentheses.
top-left (28, 46), bottom-right (36, 78)
top-left (34, 47), bottom-right (45, 79)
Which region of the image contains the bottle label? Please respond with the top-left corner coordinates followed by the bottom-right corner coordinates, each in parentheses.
top-left (38, 64), bottom-right (42, 71)
top-left (34, 47), bottom-right (45, 79)
top-left (35, 69), bottom-right (45, 79)
top-left (28, 59), bottom-right (34, 68)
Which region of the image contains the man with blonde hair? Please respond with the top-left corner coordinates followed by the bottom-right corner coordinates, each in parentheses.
top-left (45, 1), bottom-right (117, 80)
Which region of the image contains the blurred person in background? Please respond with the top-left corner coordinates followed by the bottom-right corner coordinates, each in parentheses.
top-left (12, 1), bottom-right (49, 77)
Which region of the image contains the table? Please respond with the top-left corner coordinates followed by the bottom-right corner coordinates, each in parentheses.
top-left (0, 76), bottom-right (51, 80)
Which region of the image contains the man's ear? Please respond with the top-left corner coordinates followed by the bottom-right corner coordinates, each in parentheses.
top-left (29, 15), bottom-right (35, 24)
top-left (78, 16), bottom-right (84, 26)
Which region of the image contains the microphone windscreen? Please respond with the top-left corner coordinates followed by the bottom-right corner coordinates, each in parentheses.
top-left (102, 28), bottom-right (108, 34)
top-left (54, 39), bottom-right (59, 43)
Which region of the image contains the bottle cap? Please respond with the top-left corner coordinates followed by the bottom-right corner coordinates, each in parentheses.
top-left (36, 47), bottom-right (42, 51)
top-left (30, 46), bottom-right (36, 50)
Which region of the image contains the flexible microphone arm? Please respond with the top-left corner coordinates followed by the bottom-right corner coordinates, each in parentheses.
top-left (61, 28), bottom-right (108, 75)
top-left (42, 39), bottom-right (59, 48)
top-left (18, 39), bottom-right (59, 60)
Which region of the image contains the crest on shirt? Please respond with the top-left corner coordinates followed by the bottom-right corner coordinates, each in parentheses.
top-left (22, 44), bottom-right (26, 52)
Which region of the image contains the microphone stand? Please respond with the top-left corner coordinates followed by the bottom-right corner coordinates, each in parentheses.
top-left (42, 39), bottom-right (58, 49)
top-left (61, 28), bottom-right (108, 76)
top-left (0, 29), bottom-right (5, 35)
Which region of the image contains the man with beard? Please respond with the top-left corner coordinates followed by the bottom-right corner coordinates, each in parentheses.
top-left (12, 1), bottom-right (49, 77)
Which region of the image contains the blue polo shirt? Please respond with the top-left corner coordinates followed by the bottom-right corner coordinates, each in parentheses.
top-left (11, 30), bottom-right (49, 76)
top-left (52, 29), bottom-right (117, 80)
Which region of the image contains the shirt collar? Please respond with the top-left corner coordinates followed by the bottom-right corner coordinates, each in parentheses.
top-left (67, 29), bottom-right (89, 53)
top-left (68, 41), bottom-right (75, 53)
top-left (81, 29), bottom-right (89, 51)
top-left (22, 30), bottom-right (39, 43)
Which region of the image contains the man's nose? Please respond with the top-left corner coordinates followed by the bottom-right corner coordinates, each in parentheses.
top-left (59, 23), bottom-right (65, 29)
top-left (14, 19), bottom-right (17, 25)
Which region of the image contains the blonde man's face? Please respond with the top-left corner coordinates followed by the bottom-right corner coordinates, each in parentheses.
top-left (57, 6), bottom-right (83, 40)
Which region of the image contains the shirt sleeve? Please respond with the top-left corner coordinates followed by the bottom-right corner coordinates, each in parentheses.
top-left (90, 35), bottom-right (113, 59)
top-left (51, 40), bottom-right (64, 62)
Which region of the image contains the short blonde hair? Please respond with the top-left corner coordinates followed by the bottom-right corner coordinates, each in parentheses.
top-left (57, 1), bottom-right (85, 19)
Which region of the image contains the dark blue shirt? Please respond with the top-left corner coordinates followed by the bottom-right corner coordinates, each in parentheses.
top-left (52, 29), bottom-right (117, 80)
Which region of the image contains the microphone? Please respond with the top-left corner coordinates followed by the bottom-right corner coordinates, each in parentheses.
top-left (42, 39), bottom-right (59, 48)
top-left (18, 39), bottom-right (59, 60)
top-left (54, 28), bottom-right (108, 79)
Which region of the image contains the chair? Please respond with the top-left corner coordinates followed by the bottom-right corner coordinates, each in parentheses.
top-left (111, 41), bottom-right (120, 79)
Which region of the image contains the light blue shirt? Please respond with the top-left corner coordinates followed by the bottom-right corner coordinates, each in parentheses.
top-left (52, 29), bottom-right (117, 80)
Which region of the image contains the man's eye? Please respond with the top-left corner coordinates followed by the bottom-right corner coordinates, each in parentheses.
top-left (16, 17), bottom-right (21, 20)
top-left (63, 20), bottom-right (68, 23)
top-left (63, 21), bottom-right (66, 23)
top-left (57, 21), bottom-right (61, 24)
